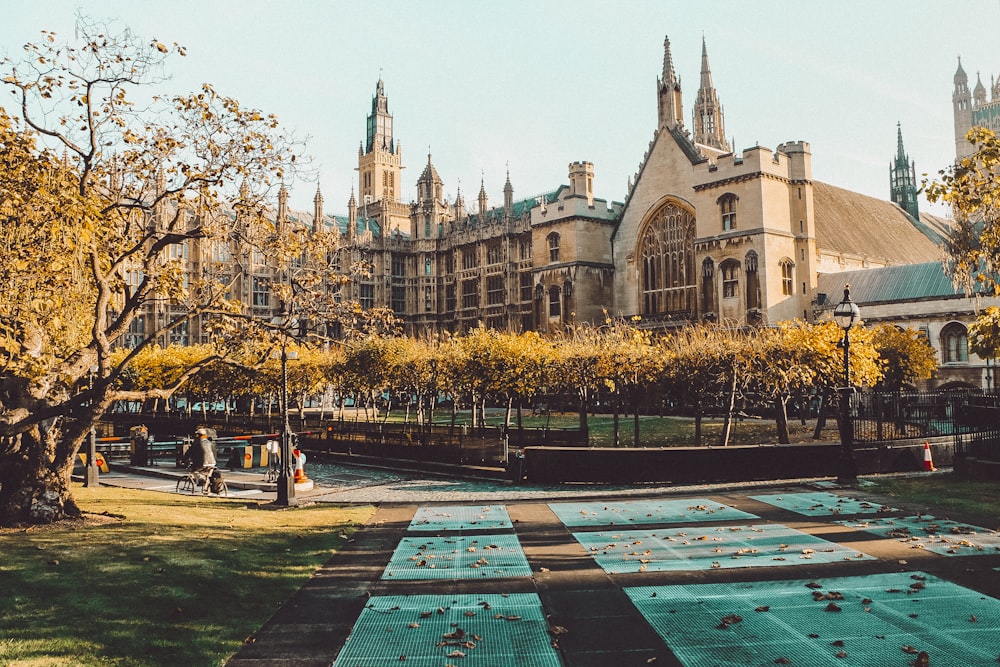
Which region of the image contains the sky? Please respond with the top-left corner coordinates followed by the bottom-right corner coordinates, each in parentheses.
top-left (3, 1), bottom-right (999, 218)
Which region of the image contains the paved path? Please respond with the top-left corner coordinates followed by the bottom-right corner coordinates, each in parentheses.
top-left (93, 463), bottom-right (1000, 666)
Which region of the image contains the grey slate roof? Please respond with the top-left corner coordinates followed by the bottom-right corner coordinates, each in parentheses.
top-left (813, 181), bottom-right (944, 265)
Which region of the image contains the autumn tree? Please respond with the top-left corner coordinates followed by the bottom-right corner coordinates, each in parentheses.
top-left (0, 18), bottom-right (316, 525)
top-left (870, 324), bottom-right (938, 392)
top-left (924, 127), bottom-right (1000, 295)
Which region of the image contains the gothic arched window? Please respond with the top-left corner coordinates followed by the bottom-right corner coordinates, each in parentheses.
top-left (701, 258), bottom-right (716, 315)
top-left (637, 200), bottom-right (697, 317)
top-left (941, 322), bottom-right (969, 363)
top-left (745, 250), bottom-right (760, 310)
top-left (780, 258), bottom-right (794, 296)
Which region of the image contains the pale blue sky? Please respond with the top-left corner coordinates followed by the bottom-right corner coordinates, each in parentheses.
top-left (4, 1), bottom-right (998, 217)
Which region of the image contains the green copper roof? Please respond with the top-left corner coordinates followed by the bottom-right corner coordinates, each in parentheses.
top-left (816, 262), bottom-right (962, 305)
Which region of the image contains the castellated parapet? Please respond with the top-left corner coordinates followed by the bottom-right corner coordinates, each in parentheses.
top-left (692, 140), bottom-right (812, 189)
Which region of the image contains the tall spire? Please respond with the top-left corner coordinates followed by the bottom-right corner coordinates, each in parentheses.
top-left (503, 166), bottom-right (513, 215)
top-left (699, 36), bottom-right (714, 90)
top-left (312, 182), bottom-right (324, 233)
top-left (890, 122), bottom-right (919, 222)
top-left (691, 36), bottom-right (729, 152)
top-left (657, 35), bottom-right (684, 130)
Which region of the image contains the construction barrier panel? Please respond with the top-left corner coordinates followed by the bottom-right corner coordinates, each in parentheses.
top-left (74, 451), bottom-right (109, 474)
top-left (225, 445), bottom-right (271, 469)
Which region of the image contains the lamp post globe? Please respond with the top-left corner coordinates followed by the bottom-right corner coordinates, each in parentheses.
top-left (834, 285), bottom-right (860, 485)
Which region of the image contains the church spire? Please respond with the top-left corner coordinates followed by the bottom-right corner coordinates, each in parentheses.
top-left (657, 35), bottom-right (684, 130)
top-left (692, 36), bottom-right (729, 152)
top-left (890, 122), bottom-right (919, 223)
top-left (478, 175), bottom-right (488, 222)
top-left (503, 166), bottom-right (513, 215)
top-left (312, 182), bottom-right (324, 233)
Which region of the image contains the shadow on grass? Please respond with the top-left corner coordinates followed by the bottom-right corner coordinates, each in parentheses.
top-left (0, 487), bottom-right (375, 667)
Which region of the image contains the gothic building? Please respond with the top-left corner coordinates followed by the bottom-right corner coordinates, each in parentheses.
top-left (136, 35), bottom-right (958, 358)
top-left (952, 56), bottom-right (1000, 160)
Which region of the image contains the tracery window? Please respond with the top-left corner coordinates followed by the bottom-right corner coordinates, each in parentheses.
top-left (638, 201), bottom-right (697, 316)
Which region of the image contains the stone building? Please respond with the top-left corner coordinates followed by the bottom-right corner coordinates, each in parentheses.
top-left (137, 34), bottom-right (996, 388)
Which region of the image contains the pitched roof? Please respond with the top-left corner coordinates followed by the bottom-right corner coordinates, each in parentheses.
top-left (816, 262), bottom-right (961, 305)
top-left (813, 181), bottom-right (944, 265)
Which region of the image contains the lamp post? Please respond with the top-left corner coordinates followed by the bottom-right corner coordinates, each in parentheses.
top-left (832, 285), bottom-right (861, 485)
top-left (84, 365), bottom-right (100, 488)
top-left (274, 338), bottom-right (298, 507)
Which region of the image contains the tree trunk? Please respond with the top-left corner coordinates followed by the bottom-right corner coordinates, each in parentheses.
top-left (612, 405), bottom-right (620, 448)
top-left (813, 389), bottom-right (829, 439)
top-left (633, 397), bottom-right (641, 447)
top-left (774, 397), bottom-right (791, 444)
top-left (694, 399), bottom-right (703, 446)
top-left (718, 368), bottom-right (738, 447)
top-left (578, 392), bottom-right (590, 444)
top-left (0, 414), bottom-right (95, 526)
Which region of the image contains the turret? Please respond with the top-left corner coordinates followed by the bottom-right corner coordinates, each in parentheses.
top-left (454, 183), bottom-right (465, 221)
top-left (974, 72), bottom-right (987, 106)
top-left (890, 122), bottom-right (919, 222)
top-left (277, 183), bottom-right (288, 227)
top-left (954, 56), bottom-right (973, 160)
top-left (478, 177), bottom-right (488, 222)
top-left (347, 188), bottom-right (357, 241)
top-left (568, 161), bottom-right (594, 206)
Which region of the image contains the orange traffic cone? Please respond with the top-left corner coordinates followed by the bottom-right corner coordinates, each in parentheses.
top-left (293, 448), bottom-right (308, 483)
top-left (923, 442), bottom-right (936, 472)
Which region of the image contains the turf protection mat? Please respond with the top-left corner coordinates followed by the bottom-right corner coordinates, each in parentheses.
top-left (573, 524), bottom-right (873, 574)
top-left (749, 491), bottom-right (898, 516)
top-left (836, 515), bottom-right (1000, 556)
top-left (408, 504), bottom-right (513, 532)
top-left (331, 593), bottom-right (562, 667)
top-left (382, 534), bottom-right (532, 580)
top-left (625, 572), bottom-right (1000, 667)
top-left (548, 498), bottom-right (758, 528)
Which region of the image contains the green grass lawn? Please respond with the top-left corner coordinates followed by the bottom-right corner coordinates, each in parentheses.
top-left (0, 485), bottom-right (374, 667)
top-left (869, 473), bottom-right (1000, 523)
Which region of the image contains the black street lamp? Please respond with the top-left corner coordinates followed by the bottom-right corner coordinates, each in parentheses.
top-left (273, 340), bottom-right (298, 506)
top-left (832, 285), bottom-right (860, 485)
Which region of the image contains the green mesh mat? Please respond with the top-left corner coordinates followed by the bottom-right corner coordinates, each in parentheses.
top-left (383, 534), bottom-right (533, 580)
top-left (332, 593), bottom-right (562, 666)
top-left (626, 572), bottom-right (1000, 667)
top-left (749, 492), bottom-right (898, 516)
top-left (548, 499), bottom-right (758, 528)
top-left (836, 515), bottom-right (1000, 556)
top-left (573, 524), bottom-right (873, 574)
top-left (408, 504), bottom-right (513, 532)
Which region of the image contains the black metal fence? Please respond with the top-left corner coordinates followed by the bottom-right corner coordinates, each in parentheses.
top-left (853, 389), bottom-right (1000, 457)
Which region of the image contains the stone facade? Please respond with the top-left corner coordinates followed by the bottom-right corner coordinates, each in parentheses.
top-left (131, 35), bottom-right (960, 359)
